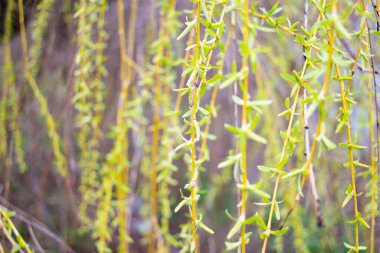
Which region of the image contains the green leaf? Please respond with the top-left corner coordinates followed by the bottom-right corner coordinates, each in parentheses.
top-left (251, 100), bottom-right (272, 106)
top-left (218, 40), bottom-right (225, 53)
top-left (200, 0), bottom-right (210, 21)
top-left (246, 129), bottom-right (267, 144)
top-left (339, 143), bottom-right (366, 150)
top-left (353, 160), bottom-right (369, 169)
top-left (321, 136), bottom-right (336, 150)
top-left (244, 213), bottom-right (267, 230)
top-left (277, 109), bottom-right (291, 117)
top-left (344, 160), bottom-right (369, 169)
top-left (177, 18), bottom-right (197, 40)
top-left (332, 75), bottom-right (353, 81)
top-left (218, 154), bottom-right (241, 169)
top-left (332, 54), bottom-right (352, 67)
top-left (227, 216), bottom-right (244, 240)
top-left (191, 242), bottom-right (196, 253)
top-left (232, 95), bottom-right (244, 106)
top-left (258, 166), bottom-right (286, 175)
top-left (182, 109), bottom-right (192, 118)
top-left (292, 70), bottom-right (302, 83)
top-left (282, 168), bottom-right (306, 179)
top-left (225, 124), bottom-right (242, 134)
top-left (220, 73), bottom-right (240, 89)
top-left (186, 68), bottom-right (199, 88)
top-left (208, 74), bottom-right (223, 86)
top-left (343, 242), bottom-right (355, 250)
top-left (350, 144), bottom-right (366, 150)
top-left (260, 229), bottom-right (271, 240)
top-left (270, 227), bottom-right (288, 236)
top-left (184, 180), bottom-right (195, 190)
top-left (274, 202), bottom-right (281, 220)
top-left (285, 97), bottom-right (290, 108)
top-left (174, 142), bottom-right (189, 152)
top-left (174, 198), bottom-right (188, 213)
top-left (331, 13), bottom-right (351, 39)
top-left (198, 221), bottom-right (214, 234)
top-left (281, 73), bottom-right (296, 82)
top-left (343, 242), bottom-right (366, 251)
top-left (193, 120), bottom-right (200, 142)
top-left (198, 106), bottom-right (209, 116)
top-left (238, 184), bottom-right (271, 199)
top-left (341, 193), bottom-right (352, 208)
top-left (225, 241), bottom-right (241, 251)
top-left (277, 156), bottom-right (288, 169)
top-left (225, 209), bottom-right (237, 221)
top-left (358, 216), bottom-right (370, 229)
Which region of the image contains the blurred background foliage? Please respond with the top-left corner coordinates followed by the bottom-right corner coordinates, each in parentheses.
top-left (0, 0), bottom-right (379, 252)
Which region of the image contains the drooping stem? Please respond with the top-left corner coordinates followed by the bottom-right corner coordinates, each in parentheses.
top-left (199, 3), bottom-right (229, 158)
top-left (335, 62), bottom-right (360, 251)
top-left (366, 3), bottom-right (380, 217)
top-left (301, 0), bottom-right (322, 227)
top-left (115, 0), bottom-right (137, 251)
top-left (240, 0), bottom-right (250, 251)
top-left (189, 2), bottom-right (201, 252)
top-left (18, 0), bottom-right (67, 178)
top-left (269, 0), bottom-right (329, 233)
top-left (364, 26), bottom-right (376, 253)
top-left (261, 84), bottom-right (301, 253)
top-left (157, 0), bottom-right (178, 251)
top-left (364, 1), bottom-right (379, 250)
top-left (280, 16), bottom-right (334, 229)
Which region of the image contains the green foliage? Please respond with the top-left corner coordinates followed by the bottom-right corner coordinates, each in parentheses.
top-left (1, 0), bottom-right (380, 252)
top-left (29, 0), bottom-right (55, 77)
top-left (72, 0), bottom-right (110, 236)
top-left (0, 209), bottom-right (33, 253)
top-left (1, 0), bottom-right (27, 175)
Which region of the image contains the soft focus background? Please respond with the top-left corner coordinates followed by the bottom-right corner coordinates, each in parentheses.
top-left (0, 0), bottom-right (379, 252)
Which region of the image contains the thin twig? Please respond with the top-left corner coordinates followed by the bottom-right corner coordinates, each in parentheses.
top-left (366, 14), bottom-right (380, 215)
top-left (362, 5), bottom-right (377, 249)
top-left (27, 225), bottom-right (46, 253)
top-left (0, 197), bottom-right (75, 253)
top-left (279, 0), bottom-right (330, 230)
top-left (339, 38), bottom-right (380, 75)
top-left (231, 5), bottom-right (241, 221)
top-left (370, 0), bottom-right (380, 30)
top-left (262, 2), bottom-right (328, 249)
top-left (301, 0), bottom-right (323, 228)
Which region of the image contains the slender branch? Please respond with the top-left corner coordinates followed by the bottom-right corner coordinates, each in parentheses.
top-left (280, 10), bottom-right (334, 229)
top-left (189, 2), bottom-right (201, 252)
top-left (335, 62), bottom-right (360, 252)
top-left (231, 6), bottom-right (241, 219)
top-left (370, 0), bottom-right (380, 30)
top-left (261, 84), bottom-right (302, 253)
top-left (261, 1), bottom-right (328, 250)
top-left (301, 0), bottom-right (323, 228)
top-left (27, 226), bottom-right (46, 253)
top-left (339, 38), bottom-right (380, 75)
top-left (0, 197), bottom-right (75, 253)
top-left (240, 0), bottom-right (250, 251)
top-left (364, 18), bottom-right (377, 253)
top-left (366, 10), bottom-right (380, 217)
top-left (115, 0), bottom-right (136, 251)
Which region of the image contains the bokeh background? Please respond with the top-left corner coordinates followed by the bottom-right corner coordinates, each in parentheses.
top-left (0, 0), bottom-right (379, 252)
